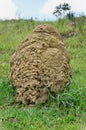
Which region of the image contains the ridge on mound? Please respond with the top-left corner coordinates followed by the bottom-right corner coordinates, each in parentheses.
top-left (10, 24), bottom-right (72, 105)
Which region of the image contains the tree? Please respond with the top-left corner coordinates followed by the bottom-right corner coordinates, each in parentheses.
top-left (53, 3), bottom-right (71, 18)
top-left (66, 12), bottom-right (75, 20)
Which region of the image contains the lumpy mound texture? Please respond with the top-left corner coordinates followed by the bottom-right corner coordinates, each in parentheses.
top-left (10, 24), bottom-right (72, 105)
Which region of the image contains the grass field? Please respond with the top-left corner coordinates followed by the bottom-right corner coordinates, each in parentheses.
top-left (0, 17), bottom-right (86, 130)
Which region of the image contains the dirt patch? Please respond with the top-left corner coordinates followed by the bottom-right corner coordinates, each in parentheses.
top-left (10, 24), bottom-right (72, 105)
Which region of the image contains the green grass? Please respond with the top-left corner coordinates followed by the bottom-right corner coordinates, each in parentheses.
top-left (0, 106), bottom-right (85, 130)
top-left (0, 18), bottom-right (86, 130)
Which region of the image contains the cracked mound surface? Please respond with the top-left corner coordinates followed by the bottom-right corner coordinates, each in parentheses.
top-left (10, 24), bottom-right (72, 105)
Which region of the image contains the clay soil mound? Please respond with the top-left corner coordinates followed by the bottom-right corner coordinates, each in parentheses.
top-left (10, 24), bottom-right (72, 105)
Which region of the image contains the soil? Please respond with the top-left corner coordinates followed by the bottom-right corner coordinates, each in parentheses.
top-left (10, 24), bottom-right (72, 105)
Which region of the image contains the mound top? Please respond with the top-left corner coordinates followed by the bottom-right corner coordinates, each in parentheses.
top-left (10, 24), bottom-right (72, 105)
top-left (33, 24), bottom-right (61, 38)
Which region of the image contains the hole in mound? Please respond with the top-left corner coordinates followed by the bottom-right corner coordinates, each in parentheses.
top-left (26, 99), bottom-right (31, 105)
top-left (18, 101), bottom-right (22, 105)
